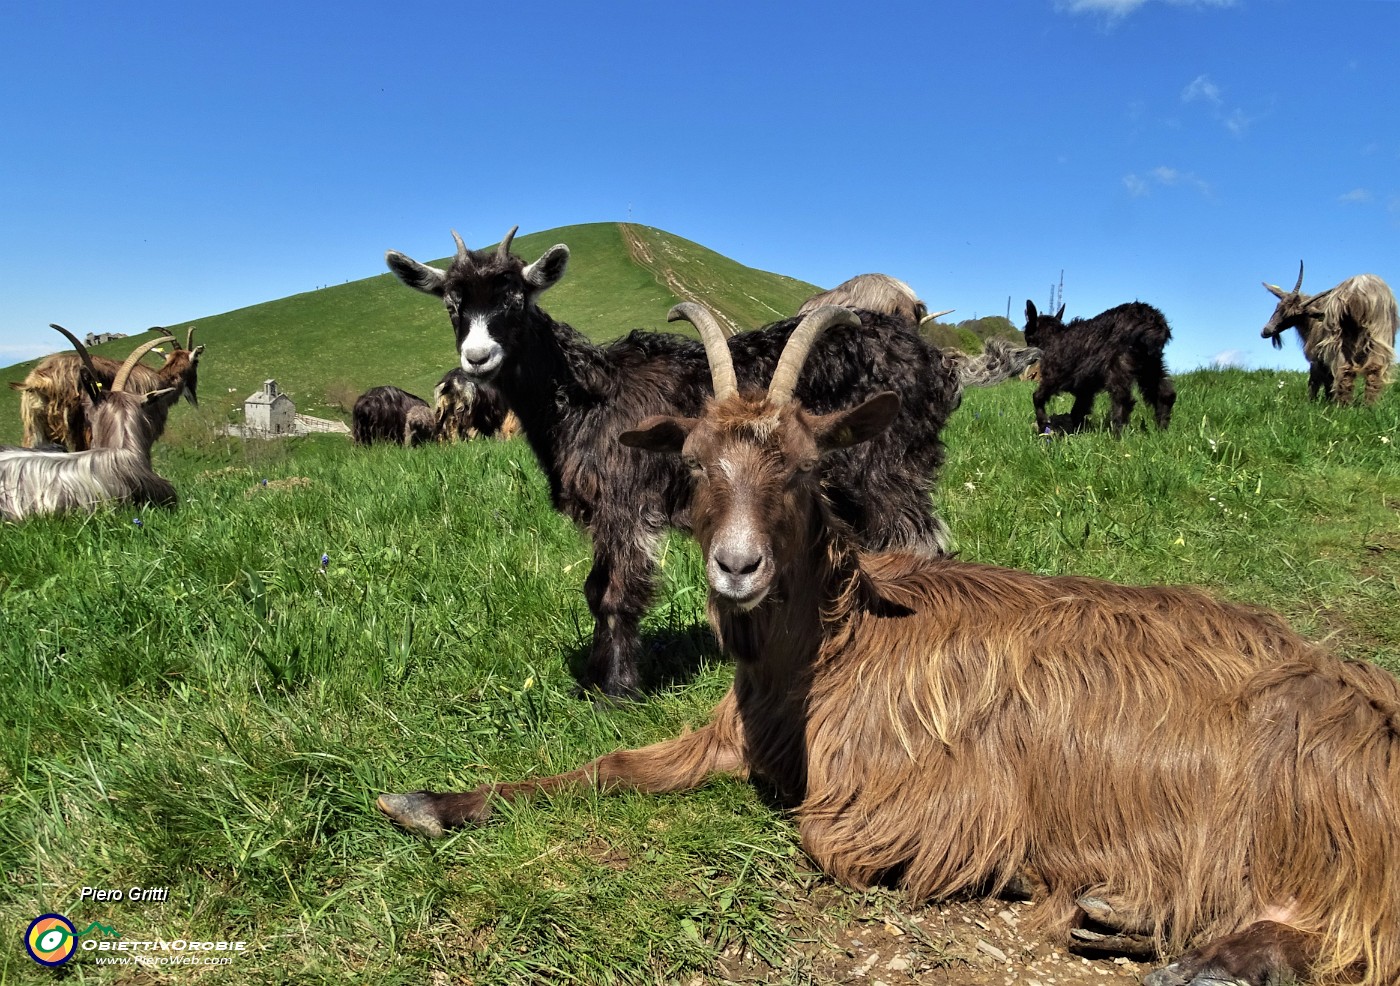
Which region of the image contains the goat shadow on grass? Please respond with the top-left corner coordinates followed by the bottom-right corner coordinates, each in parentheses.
top-left (564, 622), bottom-right (725, 701)
top-left (1042, 412), bottom-right (1159, 436)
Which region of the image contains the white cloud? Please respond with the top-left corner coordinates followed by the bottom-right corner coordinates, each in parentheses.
top-left (1181, 74), bottom-right (1222, 105)
top-left (1123, 166), bottom-right (1211, 197)
top-left (1058, 0), bottom-right (1235, 19)
top-left (1339, 188), bottom-right (1374, 204)
top-left (1212, 350), bottom-right (1248, 368)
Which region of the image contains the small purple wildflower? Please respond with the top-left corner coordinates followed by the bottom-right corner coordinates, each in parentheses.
top-left (261, 478), bottom-right (268, 486)
top-left (132, 517), bottom-right (143, 527)
top-left (320, 553), bottom-right (330, 571)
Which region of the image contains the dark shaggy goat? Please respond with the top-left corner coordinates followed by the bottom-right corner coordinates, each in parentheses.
top-left (1, 328), bottom-right (179, 521)
top-left (1260, 262), bottom-right (1397, 404)
top-left (385, 227), bottom-right (991, 696)
top-left (351, 386), bottom-right (435, 446)
top-left (1023, 300), bottom-right (1176, 434)
top-left (10, 325), bottom-right (204, 450)
top-left (797, 272), bottom-right (953, 326)
top-left (380, 307), bottom-right (1400, 986)
top-left (432, 368), bottom-right (519, 441)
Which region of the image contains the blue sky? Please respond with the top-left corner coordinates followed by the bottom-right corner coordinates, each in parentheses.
top-left (1, 0), bottom-right (1395, 372)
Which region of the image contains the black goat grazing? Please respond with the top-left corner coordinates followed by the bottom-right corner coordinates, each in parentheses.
top-left (432, 368), bottom-right (518, 441)
top-left (385, 227), bottom-right (984, 696)
top-left (1023, 300), bottom-right (1176, 435)
top-left (352, 386), bottom-right (435, 446)
top-left (0, 328), bottom-right (178, 521)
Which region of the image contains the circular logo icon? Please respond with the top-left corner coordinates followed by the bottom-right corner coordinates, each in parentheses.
top-left (25, 914), bottom-right (78, 966)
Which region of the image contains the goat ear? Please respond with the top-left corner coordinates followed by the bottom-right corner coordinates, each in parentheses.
top-left (1055, 304), bottom-right (1065, 321)
top-left (1024, 300), bottom-right (1037, 321)
top-left (385, 251), bottom-right (448, 296)
top-left (619, 414), bottom-right (695, 454)
top-left (814, 392), bottom-right (900, 452)
top-left (1263, 281), bottom-right (1287, 299)
top-left (522, 244), bottom-right (570, 292)
top-left (142, 387), bottom-right (178, 406)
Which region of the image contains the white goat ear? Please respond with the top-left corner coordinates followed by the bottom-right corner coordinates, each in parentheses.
top-left (619, 415), bottom-right (694, 454)
top-left (522, 245), bottom-right (570, 292)
top-left (385, 251), bottom-right (448, 296)
top-left (815, 392), bottom-right (900, 453)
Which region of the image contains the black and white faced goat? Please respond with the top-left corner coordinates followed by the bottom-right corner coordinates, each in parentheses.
top-left (385, 227), bottom-right (990, 697)
top-left (0, 328), bottom-right (178, 522)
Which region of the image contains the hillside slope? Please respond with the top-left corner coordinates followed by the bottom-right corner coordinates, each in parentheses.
top-left (0, 223), bottom-right (818, 443)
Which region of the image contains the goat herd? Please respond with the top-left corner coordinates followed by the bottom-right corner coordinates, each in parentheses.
top-left (6, 227), bottom-right (1400, 986)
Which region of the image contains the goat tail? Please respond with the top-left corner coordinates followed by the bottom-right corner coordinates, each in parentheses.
top-left (1231, 657), bottom-right (1400, 985)
top-left (949, 339), bottom-right (1041, 388)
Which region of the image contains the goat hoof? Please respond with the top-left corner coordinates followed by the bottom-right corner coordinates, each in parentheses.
top-left (376, 792), bottom-right (446, 839)
top-left (1070, 927), bottom-right (1156, 960)
top-left (1142, 963), bottom-right (1247, 986)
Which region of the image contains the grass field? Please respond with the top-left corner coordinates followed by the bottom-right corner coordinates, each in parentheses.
top-left (2, 367), bottom-right (1397, 983)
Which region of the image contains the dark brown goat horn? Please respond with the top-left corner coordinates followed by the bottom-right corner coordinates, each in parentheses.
top-left (497, 225), bottom-right (519, 260)
top-left (112, 335), bottom-right (177, 393)
top-left (451, 230), bottom-right (469, 263)
top-left (668, 302), bottom-right (737, 401)
top-left (50, 324), bottom-right (100, 388)
top-left (769, 306), bottom-right (860, 406)
top-left (1293, 260), bottom-right (1305, 294)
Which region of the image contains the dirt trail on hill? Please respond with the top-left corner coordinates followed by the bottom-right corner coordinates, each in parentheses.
top-left (618, 223), bottom-right (747, 336)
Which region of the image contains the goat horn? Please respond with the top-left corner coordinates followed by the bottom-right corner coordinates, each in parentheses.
top-left (50, 323), bottom-right (100, 387)
top-left (113, 335), bottom-right (177, 393)
top-left (918, 309), bottom-right (956, 325)
top-left (451, 230), bottom-right (469, 263)
top-left (497, 225), bottom-right (519, 260)
top-left (668, 302), bottom-right (737, 401)
top-left (1293, 260), bottom-right (1304, 294)
top-left (769, 305), bottom-right (861, 406)
top-left (185, 325), bottom-right (197, 350)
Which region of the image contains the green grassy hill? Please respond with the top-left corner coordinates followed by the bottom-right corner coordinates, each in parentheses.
top-left (0, 223), bottom-right (818, 444)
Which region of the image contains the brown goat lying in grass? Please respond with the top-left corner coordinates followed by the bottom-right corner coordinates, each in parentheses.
top-left (380, 306), bottom-right (1400, 986)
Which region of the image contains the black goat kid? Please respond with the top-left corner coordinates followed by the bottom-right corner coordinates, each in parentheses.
top-left (386, 228), bottom-right (966, 697)
top-left (1023, 300), bottom-right (1175, 435)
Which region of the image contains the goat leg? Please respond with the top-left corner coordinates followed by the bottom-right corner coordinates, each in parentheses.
top-left (1142, 921), bottom-right (1317, 986)
top-left (379, 701), bottom-right (747, 838)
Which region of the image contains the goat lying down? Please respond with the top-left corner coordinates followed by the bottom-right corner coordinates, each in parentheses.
top-left (381, 303), bottom-right (1400, 986)
top-left (0, 328), bottom-right (178, 522)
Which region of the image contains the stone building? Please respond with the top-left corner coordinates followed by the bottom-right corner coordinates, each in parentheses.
top-left (244, 380), bottom-right (296, 435)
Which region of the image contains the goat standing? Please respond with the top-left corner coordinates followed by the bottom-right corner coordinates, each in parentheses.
top-left (381, 304), bottom-right (1400, 986)
top-left (9, 326), bottom-right (203, 450)
top-left (1024, 300), bottom-right (1175, 434)
top-left (432, 368), bottom-right (519, 441)
top-left (1260, 262), bottom-right (1397, 404)
top-left (384, 227), bottom-right (978, 696)
top-left (351, 385), bottom-right (435, 446)
top-left (1, 328), bottom-right (179, 521)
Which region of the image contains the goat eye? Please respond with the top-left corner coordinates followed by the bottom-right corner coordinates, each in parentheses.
top-left (796, 458), bottom-right (818, 473)
top-left (682, 454), bottom-right (703, 473)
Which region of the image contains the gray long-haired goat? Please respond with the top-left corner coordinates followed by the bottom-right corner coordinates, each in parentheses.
top-left (1260, 262), bottom-right (1397, 404)
top-left (0, 328), bottom-right (179, 522)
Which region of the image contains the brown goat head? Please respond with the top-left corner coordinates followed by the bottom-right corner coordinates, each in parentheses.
top-left (621, 304), bottom-right (897, 611)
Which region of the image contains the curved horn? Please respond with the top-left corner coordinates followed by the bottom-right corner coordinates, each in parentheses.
top-left (918, 308), bottom-right (956, 325)
top-left (497, 225), bottom-right (519, 260)
top-left (668, 302), bottom-right (737, 401)
top-left (451, 230), bottom-right (469, 263)
top-left (185, 325), bottom-right (197, 351)
top-left (1293, 260), bottom-right (1304, 294)
top-left (113, 335), bottom-right (177, 393)
top-left (50, 323), bottom-right (100, 386)
top-left (769, 305), bottom-right (861, 406)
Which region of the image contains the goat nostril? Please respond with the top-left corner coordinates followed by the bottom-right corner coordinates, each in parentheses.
top-left (716, 552), bottom-right (763, 577)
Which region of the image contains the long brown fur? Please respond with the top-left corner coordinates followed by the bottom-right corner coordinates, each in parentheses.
top-left (10, 333), bottom-right (201, 450)
top-left (380, 388), bottom-right (1400, 985)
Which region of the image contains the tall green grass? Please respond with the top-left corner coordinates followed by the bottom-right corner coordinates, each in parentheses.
top-left (1, 369), bottom-right (1397, 983)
